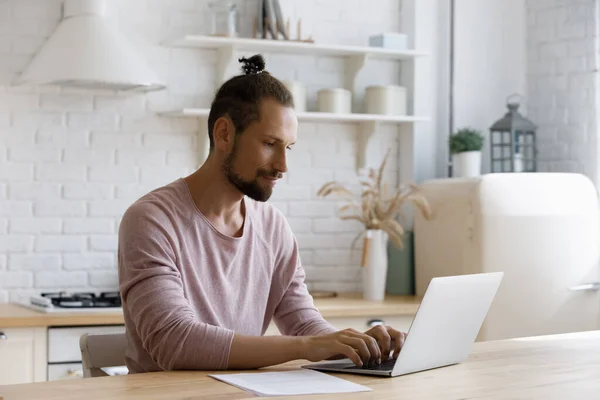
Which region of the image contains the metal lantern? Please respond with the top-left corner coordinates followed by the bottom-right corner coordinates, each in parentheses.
top-left (489, 95), bottom-right (537, 173)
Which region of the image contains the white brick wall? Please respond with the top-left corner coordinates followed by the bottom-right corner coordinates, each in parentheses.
top-left (526, 0), bottom-right (599, 183)
top-left (0, 0), bottom-right (405, 301)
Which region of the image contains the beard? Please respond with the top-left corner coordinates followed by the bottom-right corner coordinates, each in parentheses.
top-left (222, 141), bottom-right (280, 202)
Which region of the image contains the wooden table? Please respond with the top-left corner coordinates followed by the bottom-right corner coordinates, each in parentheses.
top-left (2, 330), bottom-right (599, 399)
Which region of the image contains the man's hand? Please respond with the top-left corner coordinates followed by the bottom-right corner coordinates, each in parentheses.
top-left (363, 325), bottom-right (407, 361)
top-left (300, 329), bottom-right (383, 366)
top-left (228, 325), bottom-right (407, 370)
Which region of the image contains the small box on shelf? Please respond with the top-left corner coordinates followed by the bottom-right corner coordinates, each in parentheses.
top-left (369, 33), bottom-right (408, 50)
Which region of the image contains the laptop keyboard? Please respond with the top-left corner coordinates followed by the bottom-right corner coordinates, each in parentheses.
top-left (345, 358), bottom-right (396, 371)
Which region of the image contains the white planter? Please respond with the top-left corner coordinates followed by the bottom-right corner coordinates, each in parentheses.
top-left (362, 229), bottom-right (389, 301)
top-left (452, 151), bottom-right (481, 178)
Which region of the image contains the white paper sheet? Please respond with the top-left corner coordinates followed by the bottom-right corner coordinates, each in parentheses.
top-left (209, 369), bottom-right (372, 397)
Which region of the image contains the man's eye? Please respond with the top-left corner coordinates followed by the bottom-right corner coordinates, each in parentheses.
top-left (265, 142), bottom-right (275, 146)
top-left (286, 146), bottom-right (292, 151)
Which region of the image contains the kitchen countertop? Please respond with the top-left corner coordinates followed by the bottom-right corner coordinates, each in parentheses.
top-left (311, 292), bottom-right (420, 318)
top-left (0, 304), bottom-right (124, 328)
top-left (0, 293), bottom-right (421, 328)
top-left (2, 330), bottom-right (599, 399)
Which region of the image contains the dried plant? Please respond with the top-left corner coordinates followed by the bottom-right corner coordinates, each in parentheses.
top-left (317, 150), bottom-right (432, 264)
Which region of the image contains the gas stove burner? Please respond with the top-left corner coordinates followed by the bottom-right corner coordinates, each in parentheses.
top-left (40, 291), bottom-right (122, 308)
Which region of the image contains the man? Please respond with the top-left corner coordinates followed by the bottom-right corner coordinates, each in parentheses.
top-left (118, 54), bottom-right (406, 373)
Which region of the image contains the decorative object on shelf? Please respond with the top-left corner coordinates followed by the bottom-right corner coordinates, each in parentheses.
top-left (449, 127), bottom-right (485, 178)
top-left (254, 0), bottom-right (313, 42)
top-left (316, 150), bottom-right (431, 301)
top-left (369, 33), bottom-right (408, 50)
top-left (270, 0), bottom-right (288, 40)
top-left (208, 1), bottom-right (238, 37)
top-left (317, 88), bottom-right (351, 114)
top-left (489, 94), bottom-right (537, 173)
top-left (282, 80), bottom-right (307, 112)
top-left (291, 17), bottom-right (314, 43)
top-left (263, 0), bottom-right (277, 38)
top-left (365, 85), bottom-right (407, 116)
top-left (256, 0), bottom-right (263, 38)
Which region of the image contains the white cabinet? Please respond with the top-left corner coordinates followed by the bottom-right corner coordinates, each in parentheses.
top-left (0, 327), bottom-right (47, 385)
top-left (48, 325), bottom-right (125, 363)
top-left (45, 325), bottom-right (126, 381)
top-left (47, 363), bottom-right (84, 381)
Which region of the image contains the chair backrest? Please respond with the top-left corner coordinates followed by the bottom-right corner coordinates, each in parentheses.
top-left (79, 333), bottom-right (128, 378)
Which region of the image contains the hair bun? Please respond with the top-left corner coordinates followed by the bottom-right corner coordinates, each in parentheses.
top-left (239, 54), bottom-right (266, 75)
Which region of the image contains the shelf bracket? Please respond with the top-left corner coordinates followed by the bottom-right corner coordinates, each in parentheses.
top-left (357, 120), bottom-right (379, 173)
top-left (217, 45), bottom-right (237, 89)
top-left (344, 54), bottom-right (368, 112)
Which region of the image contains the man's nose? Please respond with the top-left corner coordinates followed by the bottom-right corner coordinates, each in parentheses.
top-left (273, 150), bottom-right (288, 174)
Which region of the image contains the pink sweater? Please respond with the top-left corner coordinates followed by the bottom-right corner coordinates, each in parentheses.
top-left (117, 178), bottom-right (337, 373)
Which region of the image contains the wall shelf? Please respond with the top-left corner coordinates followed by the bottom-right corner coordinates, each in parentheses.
top-left (159, 108), bottom-right (429, 172)
top-left (163, 35), bottom-right (428, 96)
top-left (161, 23), bottom-right (430, 178)
top-left (159, 108), bottom-right (428, 123)
top-left (165, 35), bottom-right (429, 60)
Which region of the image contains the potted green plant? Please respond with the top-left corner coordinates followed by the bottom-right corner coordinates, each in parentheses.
top-left (449, 127), bottom-right (485, 178)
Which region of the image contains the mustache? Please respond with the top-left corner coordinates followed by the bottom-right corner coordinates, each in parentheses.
top-left (259, 170), bottom-right (283, 179)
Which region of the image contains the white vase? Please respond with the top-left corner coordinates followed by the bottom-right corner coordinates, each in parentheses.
top-left (452, 151), bottom-right (481, 178)
top-left (362, 229), bottom-right (389, 301)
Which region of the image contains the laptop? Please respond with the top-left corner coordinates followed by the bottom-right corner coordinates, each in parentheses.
top-left (302, 272), bottom-right (504, 377)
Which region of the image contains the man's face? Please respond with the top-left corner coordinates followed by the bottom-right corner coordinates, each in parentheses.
top-left (222, 98), bottom-right (297, 202)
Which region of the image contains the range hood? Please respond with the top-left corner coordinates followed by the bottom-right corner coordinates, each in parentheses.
top-left (16, 0), bottom-right (166, 92)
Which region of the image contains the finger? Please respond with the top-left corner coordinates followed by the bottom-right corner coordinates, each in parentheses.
top-left (340, 335), bottom-right (371, 365)
top-left (366, 334), bottom-right (382, 363)
top-left (342, 329), bottom-right (379, 363)
top-left (366, 325), bottom-right (392, 361)
top-left (356, 333), bottom-right (381, 364)
top-left (336, 343), bottom-right (363, 367)
top-left (388, 328), bottom-right (407, 359)
top-left (385, 327), bottom-right (403, 358)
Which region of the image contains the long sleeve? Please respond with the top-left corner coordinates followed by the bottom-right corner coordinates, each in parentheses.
top-left (271, 220), bottom-right (338, 337)
top-left (118, 204), bottom-right (235, 371)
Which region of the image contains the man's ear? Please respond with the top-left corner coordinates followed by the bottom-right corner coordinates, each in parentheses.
top-left (212, 116), bottom-right (236, 153)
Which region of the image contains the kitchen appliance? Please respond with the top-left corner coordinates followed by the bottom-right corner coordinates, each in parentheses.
top-left (16, 0), bottom-right (165, 92)
top-left (25, 292), bottom-right (123, 313)
top-left (414, 173), bottom-right (600, 341)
